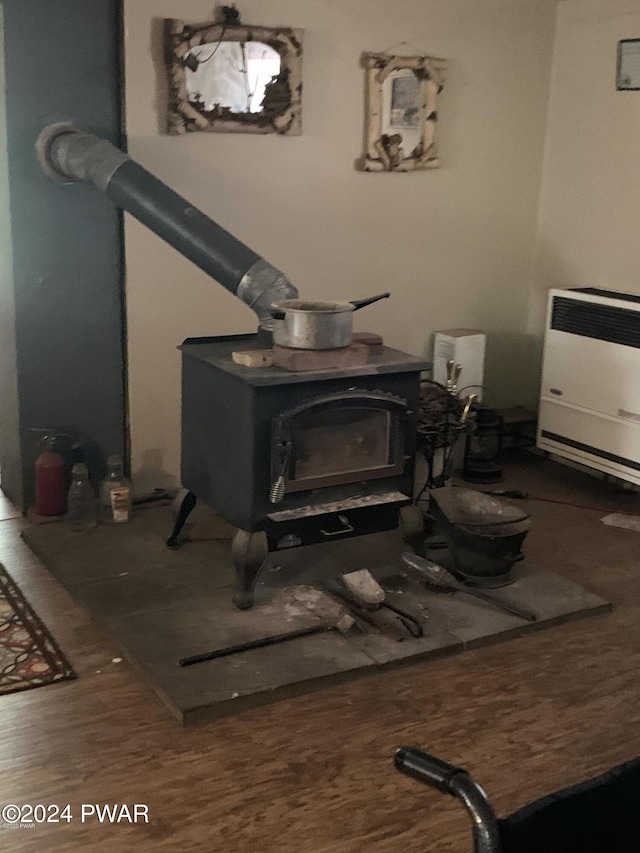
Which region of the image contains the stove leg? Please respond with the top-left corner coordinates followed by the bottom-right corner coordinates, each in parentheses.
top-left (231, 529), bottom-right (269, 610)
top-left (166, 490), bottom-right (197, 548)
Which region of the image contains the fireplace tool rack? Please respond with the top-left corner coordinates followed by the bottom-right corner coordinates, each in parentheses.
top-left (416, 379), bottom-right (472, 494)
top-left (395, 746), bottom-right (640, 853)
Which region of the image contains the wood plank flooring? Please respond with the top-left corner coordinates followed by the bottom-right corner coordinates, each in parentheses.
top-left (1, 452), bottom-right (640, 851)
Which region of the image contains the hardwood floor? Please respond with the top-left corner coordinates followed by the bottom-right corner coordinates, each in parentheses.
top-left (1, 453), bottom-right (640, 852)
top-left (0, 489), bottom-right (21, 522)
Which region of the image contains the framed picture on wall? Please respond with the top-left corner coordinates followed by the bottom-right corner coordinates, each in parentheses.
top-left (616, 39), bottom-right (640, 90)
top-left (389, 75), bottom-right (421, 128)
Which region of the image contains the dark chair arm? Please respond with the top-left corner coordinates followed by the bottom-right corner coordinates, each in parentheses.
top-left (394, 747), bottom-right (503, 853)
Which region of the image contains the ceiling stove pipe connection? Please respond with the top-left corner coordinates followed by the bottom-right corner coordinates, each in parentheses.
top-left (35, 124), bottom-right (298, 330)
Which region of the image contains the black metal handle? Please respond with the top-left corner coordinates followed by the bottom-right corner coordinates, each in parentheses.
top-left (271, 309), bottom-right (286, 320)
top-left (394, 747), bottom-right (503, 853)
top-left (350, 292), bottom-right (390, 311)
top-left (320, 514), bottom-right (355, 537)
top-left (394, 747), bottom-right (467, 794)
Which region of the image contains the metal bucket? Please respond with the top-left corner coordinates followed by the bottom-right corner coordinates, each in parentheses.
top-left (430, 487), bottom-right (531, 586)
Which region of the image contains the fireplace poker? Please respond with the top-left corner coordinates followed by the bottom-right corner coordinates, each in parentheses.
top-left (179, 602), bottom-right (356, 667)
top-left (179, 624), bottom-right (334, 667)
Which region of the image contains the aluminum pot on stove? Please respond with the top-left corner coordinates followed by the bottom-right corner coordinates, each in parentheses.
top-left (270, 292), bottom-right (390, 350)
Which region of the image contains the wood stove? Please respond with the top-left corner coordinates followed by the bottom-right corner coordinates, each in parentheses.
top-left (179, 333), bottom-right (429, 608)
top-left (34, 124), bottom-right (431, 609)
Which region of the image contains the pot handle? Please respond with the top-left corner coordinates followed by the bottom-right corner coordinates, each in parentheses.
top-left (350, 292), bottom-right (390, 311)
top-left (271, 309), bottom-right (286, 321)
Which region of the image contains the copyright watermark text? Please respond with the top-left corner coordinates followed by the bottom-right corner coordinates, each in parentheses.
top-left (2, 803), bottom-right (149, 828)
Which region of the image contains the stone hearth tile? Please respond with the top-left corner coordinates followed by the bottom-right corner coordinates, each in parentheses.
top-left (106, 588), bottom-right (377, 723)
top-left (424, 568), bottom-right (611, 648)
top-left (22, 509), bottom-right (230, 588)
top-left (71, 560), bottom-right (234, 619)
top-left (349, 626), bottom-right (462, 666)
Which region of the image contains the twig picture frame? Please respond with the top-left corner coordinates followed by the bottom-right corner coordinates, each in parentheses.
top-left (616, 39), bottom-right (640, 91)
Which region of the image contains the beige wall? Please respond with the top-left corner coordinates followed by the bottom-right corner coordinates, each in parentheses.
top-left (531, 0), bottom-right (640, 398)
top-left (123, 0), bottom-right (557, 492)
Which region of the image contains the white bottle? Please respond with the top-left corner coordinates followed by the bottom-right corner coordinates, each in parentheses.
top-left (99, 455), bottom-right (132, 523)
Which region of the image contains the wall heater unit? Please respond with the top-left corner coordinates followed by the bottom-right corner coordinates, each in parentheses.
top-left (538, 287), bottom-right (640, 486)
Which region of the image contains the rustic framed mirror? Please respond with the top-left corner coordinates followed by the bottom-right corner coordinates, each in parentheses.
top-left (357, 52), bottom-right (446, 172)
top-left (164, 18), bottom-right (303, 135)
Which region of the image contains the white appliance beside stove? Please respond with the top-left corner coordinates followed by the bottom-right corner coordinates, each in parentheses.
top-left (538, 287), bottom-right (640, 486)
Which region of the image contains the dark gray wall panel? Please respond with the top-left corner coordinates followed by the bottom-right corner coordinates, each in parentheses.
top-left (0, 4), bottom-right (21, 505)
top-left (2, 0), bottom-right (126, 506)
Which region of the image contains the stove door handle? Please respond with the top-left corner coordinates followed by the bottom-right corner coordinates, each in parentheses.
top-left (321, 515), bottom-right (355, 537)
top-left (269, 442), bottom-right (293, 504)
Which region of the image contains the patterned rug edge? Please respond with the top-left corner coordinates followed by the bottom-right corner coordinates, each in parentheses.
top-left (0, 562), bottom-right (76, 696)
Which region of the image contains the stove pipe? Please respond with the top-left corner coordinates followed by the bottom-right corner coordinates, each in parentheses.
top-left (35, 124), bottom-right (298, 330)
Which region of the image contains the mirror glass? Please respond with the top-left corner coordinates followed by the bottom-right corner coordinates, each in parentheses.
top-left (381, 70), bottom-right (422, 160)
top-left (185, 41), bottom-right (281, 114)
top-left (164, 20), bottom-right (303, 136)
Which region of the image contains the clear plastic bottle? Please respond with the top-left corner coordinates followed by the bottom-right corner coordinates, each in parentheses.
top-left (99, 455), bottom-right (132, 524)
top-left (66, 463), bottom-right (98, 530)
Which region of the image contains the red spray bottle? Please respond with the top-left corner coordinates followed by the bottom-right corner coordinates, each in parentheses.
top-left (35, 436), bottom-right (67, 516)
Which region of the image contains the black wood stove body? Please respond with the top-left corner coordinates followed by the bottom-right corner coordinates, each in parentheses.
top-left (179, 333), bottom-right (430, 608)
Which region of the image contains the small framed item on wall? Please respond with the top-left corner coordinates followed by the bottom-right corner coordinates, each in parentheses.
top-left (616, 39), bottom-right (640, 90)
top-left (356, 51), bottom-right (446, 172)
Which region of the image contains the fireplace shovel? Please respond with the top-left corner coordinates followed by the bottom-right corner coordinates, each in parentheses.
top-left (401, 553), bottom-right (537, 622)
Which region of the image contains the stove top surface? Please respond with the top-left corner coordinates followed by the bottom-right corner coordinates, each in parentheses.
top-left (180, 333), bottom-right (431, 386)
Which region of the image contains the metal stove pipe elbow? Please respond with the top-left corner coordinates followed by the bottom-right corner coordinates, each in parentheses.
top-left (36, 123), bottom-right (130, 190)
top-left (35, 123), bottom-right (298, 329)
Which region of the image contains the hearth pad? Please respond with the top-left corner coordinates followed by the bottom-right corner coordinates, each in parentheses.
top-left (22, 506), bottom-right (611, 724)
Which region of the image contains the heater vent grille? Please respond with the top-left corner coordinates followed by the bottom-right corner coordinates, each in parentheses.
top-left (572, 287), bottom-right (640, 304)
top-left (551, 296), bottom-right (640, 349)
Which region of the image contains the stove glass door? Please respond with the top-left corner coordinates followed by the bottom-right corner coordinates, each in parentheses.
top-left (272, 391), bottom-right (407, 493)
